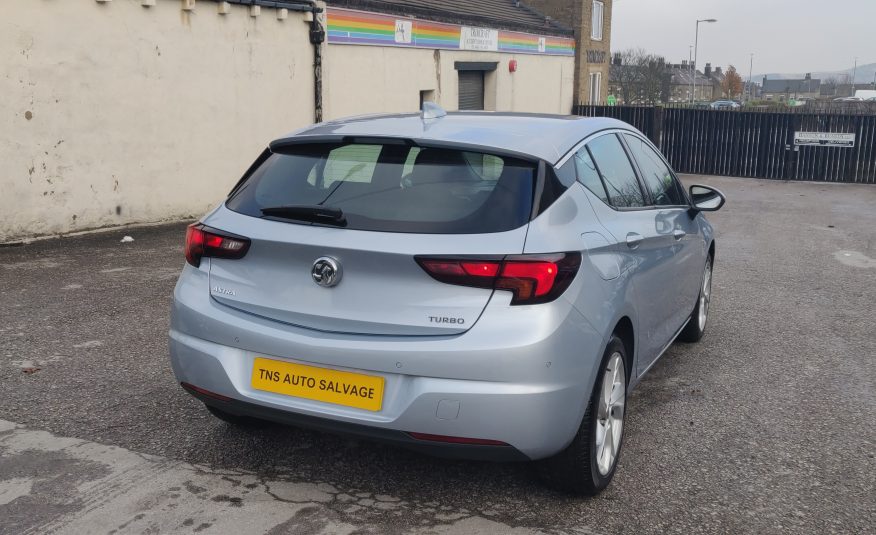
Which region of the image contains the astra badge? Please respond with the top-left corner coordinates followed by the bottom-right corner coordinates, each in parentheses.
top-left (311, 257), bottom-right (342, 288)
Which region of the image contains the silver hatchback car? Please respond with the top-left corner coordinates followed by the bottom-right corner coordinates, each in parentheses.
top-left (170, 107), bottom-right (725, 495)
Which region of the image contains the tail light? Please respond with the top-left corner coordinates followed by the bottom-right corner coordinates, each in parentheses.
top-left (416, 253), bottom-right (581, 305)
top-left (185, 224), bottom-right (251, 267)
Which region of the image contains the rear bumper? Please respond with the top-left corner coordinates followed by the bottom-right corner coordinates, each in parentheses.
top-left (170, 264), bottom-right (606, 460)
top-left (183, 383), bottom-right (528, 462)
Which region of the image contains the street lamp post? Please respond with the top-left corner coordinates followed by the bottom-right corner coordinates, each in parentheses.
top-left (748, 53), bottom-right (754, 102)
top-left (852, 56), bottom-right (858, 92)
top-left (688, 46), bottom-right (694, 102)
top-left (691, 19), bottom-right (718, 104)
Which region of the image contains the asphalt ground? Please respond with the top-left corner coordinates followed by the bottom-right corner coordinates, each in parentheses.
top-left (1, 175), bottom-right (874, 534)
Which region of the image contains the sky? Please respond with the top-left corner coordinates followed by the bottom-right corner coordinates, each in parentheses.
top-left (611, 0), bottom-right (875, 78)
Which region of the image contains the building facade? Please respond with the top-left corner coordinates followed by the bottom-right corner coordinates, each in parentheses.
top-left (323, 0), bottom-right (577, 117)
top-left (2, 0), bottom-right (578, 241)
top-left (762, 75), bottom-right (822, 101)
top-left (521, 0), bottom-right (613, 104)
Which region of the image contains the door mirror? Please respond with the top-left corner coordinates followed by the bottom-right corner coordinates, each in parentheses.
top-left (689, 185), bottom-right (726, 212)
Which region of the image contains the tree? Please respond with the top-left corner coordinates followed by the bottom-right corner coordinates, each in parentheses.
top-left (822, 76), bottom-right (839, 97)
top-left (610, 48), bottom-right (668, 104)
top-left (611, 49), bottom-right (644, 104)
top-left (721, 65), bottom-right (744, 99)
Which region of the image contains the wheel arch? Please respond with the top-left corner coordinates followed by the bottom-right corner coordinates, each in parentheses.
top-left (612, 317), bottom-right (635, 385)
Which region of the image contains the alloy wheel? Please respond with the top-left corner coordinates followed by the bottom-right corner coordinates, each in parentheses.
top-left (698, 259), bottom-right (712, 331)
top-left (595, 352), bottom-right (626, 476)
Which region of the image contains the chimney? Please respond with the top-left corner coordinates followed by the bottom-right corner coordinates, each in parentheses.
top-left (704, 63), bottom-right (712, 77)
top-left (805, 73), bottom-right (811, 80)
top-left (682, 59), bottom-right (688, 66)
top-left (716, 67), bottom-right (723, 76)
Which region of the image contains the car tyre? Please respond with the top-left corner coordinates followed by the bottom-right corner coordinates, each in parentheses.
top-left (679, 256), bottom-right (713, 343)
top-left (536, 335), bottom-right (627, 495)
top-left (205, 404), bottom-right (264, 427)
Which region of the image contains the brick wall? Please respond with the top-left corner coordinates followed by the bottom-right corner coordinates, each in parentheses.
top-left (524, 0), bottom-right (612, 105)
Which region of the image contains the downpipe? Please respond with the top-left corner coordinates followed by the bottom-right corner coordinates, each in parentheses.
top-left (224, 1), bottom-right (325, 123)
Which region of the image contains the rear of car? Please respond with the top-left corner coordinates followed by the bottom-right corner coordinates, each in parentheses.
top-left (169, 136), bottom-right (603, 461)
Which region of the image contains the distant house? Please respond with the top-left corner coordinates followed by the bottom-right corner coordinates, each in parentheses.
top-left (703, 63), bottom-right (725, 99)
top-left (665, 61), bottom-right (714, 103)
top-left (823, 82), bottom-right (876, 98)
top-left (762, 74), bottom-right (821, 101)
top-left (607, 58), bottom-right (732, 104)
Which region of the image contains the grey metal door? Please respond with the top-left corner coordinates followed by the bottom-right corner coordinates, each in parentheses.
top-left (458, 71), bottom-right (485, 111)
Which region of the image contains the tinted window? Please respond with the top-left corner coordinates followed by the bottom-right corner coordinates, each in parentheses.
top-left (227, 143), bottom-right (537, 234)
top-left (587, 134), bottom-right (645, 208)
top-left (573, 147), bottom-right (609, 204)
top-left (624, 135), bottom-right (686, 206)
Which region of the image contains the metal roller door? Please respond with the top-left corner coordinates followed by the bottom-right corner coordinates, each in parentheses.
top-left (458, 71), bottom-right (485, 111)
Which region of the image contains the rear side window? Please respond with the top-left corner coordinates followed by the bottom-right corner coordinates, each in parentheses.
top-left (227, 143), bottom-right (537, 234)
top-left (623, 134), bottom-right (687, 206)
top-left (587, 134), bottom-right (646, 208)
top-left (573, 147), bottom-right (610, 204)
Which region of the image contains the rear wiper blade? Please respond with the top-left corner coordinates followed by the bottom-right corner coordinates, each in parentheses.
top-left (260, 205), bottom-right (347, 226)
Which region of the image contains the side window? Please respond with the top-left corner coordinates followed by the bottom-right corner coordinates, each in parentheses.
top-left (587, 134), bottom-right (646, 208)
top-left (623, 134), bottom-right (686, 206)
top-left (574, 147), bottom-right (610, 204)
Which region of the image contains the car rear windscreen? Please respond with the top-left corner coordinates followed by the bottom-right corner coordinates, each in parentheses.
top-left (226, 143), bottom-right (537, 234)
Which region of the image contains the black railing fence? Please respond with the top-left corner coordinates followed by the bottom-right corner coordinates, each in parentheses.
top-left (574, 104), bottom-right (876, 184)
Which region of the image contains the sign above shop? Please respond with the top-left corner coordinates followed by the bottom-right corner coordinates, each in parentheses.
top-left (326, 8), bottom-right (575, 57)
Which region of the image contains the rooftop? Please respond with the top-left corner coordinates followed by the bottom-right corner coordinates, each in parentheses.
top-left (324, 0), bottom-right (573, 36)
top-left (273, 112), bottom-right (636, 164)
top-left (763, 78), bottom-right (822, 93)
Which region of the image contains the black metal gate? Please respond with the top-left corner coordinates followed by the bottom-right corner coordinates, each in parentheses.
top-left (574, 104), bottom-right (876, 184)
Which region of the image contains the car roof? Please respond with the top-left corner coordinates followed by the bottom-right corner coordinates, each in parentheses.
top-left (270, 112), bottom-right (638, 165)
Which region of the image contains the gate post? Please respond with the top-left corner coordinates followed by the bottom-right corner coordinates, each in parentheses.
top-left (650, 106), bottom-right (665, 147)
top-left (784, 113), bottom-right (803, 180)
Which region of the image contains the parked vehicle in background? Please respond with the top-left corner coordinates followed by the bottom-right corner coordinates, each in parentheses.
top-left (169, 106), bottom-right (725, 496)
top-left (710, 100), bottom-right (741, 110)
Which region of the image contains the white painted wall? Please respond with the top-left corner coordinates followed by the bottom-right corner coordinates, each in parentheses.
top-left (324, 45), bottom-right (575, 118)
top-left (1, 0), bottom-right (316, 242)
top-left (1, 1), bottom-right (575, 241)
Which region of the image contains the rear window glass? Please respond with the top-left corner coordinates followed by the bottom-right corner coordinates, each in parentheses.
top-left (227, 143), bottom-right (537, 234)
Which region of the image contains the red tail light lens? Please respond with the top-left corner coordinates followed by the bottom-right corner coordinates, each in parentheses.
top-left (185, 224), bottom-right (251, 267)
top-left (416, 253), bottom-right (581, 305)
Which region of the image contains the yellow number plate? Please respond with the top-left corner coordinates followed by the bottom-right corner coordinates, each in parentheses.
top-left (251, 357), bottom-right (384, 412)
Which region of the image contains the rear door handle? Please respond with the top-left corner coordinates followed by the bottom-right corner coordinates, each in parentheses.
top-left (673, 229), bottom-right (686, 240)
top-left (626, 232), bottom-right (643, 249)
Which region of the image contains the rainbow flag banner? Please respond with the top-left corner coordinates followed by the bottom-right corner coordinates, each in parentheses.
top-left (327, 8), bottom-right (575, 57)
